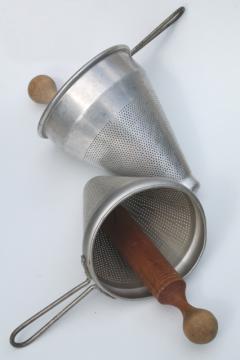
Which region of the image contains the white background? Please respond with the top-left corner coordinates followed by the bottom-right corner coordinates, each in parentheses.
top-left (1, 0), bottom-right (240, 359)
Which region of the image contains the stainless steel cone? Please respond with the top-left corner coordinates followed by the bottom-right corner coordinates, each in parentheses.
top-left (82, 176), bottom-right (206, 298)
top-left (39, 46), bottom-right (198, 191)
top-left (9, 175), bottom-right (207, 348)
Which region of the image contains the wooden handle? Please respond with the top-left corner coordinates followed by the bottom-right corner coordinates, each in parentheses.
top-left (103, 206), bottom-right (218, 344)
top-left (28, 75), bottom-right (57, 104)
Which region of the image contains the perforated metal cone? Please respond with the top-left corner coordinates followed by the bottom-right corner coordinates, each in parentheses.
top-left (82, 176), bottom-right (206, 298)
top-left (39, 46), bottom-right (198, 190)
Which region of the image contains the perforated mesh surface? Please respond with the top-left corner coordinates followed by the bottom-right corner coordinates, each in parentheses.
top-left (84, 96), bottom-right (189, 180)
top-left (92, 187), bottom-right (195, 290)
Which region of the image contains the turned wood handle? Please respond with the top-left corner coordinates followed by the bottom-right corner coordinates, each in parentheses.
top-left (28, 75), bottom-right (57, 104)
top-left (103, 206), bottom-right (218, 344)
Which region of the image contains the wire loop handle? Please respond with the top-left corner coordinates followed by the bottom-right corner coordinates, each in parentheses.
top-left (10, 279), bottom-right (96, 348)
top-left (131, 6), bottom-right (185, 56)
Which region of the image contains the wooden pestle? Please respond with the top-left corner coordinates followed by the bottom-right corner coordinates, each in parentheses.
top-left (102, 206), bottom-right (218, 344)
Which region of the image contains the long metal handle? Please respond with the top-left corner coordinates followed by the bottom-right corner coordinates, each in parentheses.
top-left (131, 6), bottom-right (185, 56)
top-left (10, 279), bottom-right (96, 348)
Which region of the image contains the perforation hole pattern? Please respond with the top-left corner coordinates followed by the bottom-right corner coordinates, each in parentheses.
top-left (92, 187), bottom-right (195, 290)
top-left (84, 96), bottom-right (189, 180)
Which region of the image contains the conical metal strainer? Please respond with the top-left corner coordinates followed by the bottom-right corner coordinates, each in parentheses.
top-left (10, 176), bottom-right (206, 347)
top-left (32, 7), bottom-right (198, 191)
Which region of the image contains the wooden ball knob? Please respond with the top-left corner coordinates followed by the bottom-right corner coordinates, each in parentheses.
top-left (28, 75), bottom-right (57, 104)
top-left (183, 308), bottom-right (218, 344)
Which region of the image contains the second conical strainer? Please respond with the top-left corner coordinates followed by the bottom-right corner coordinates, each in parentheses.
top-left (10, 176), bottom-right (205, 347)
top-left (29, 7), bottom-right (198, 191)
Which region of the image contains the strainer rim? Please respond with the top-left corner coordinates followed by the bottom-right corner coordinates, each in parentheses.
top-left (38, 45), bottom-right (131, 138)
top-left (83, 176), bottom-right (206, 299)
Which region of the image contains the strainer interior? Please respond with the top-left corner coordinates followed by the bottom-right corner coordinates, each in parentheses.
top-left (91, 186), bottom-right (205, 298)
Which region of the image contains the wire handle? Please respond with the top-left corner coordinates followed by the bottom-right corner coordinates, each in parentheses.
top-left (10, 279), bottom-right (96, 348)
top-left (131, 6), bottom-right (185, 56)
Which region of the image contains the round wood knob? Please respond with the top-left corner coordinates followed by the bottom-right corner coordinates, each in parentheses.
top-left (183, 308), bottom-right (218, 344)
top-left (28, 75), bottom-right (57, 104)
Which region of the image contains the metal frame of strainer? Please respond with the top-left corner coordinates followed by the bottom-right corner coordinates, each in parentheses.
top-left (10, 176), bottom-right (206, 347)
